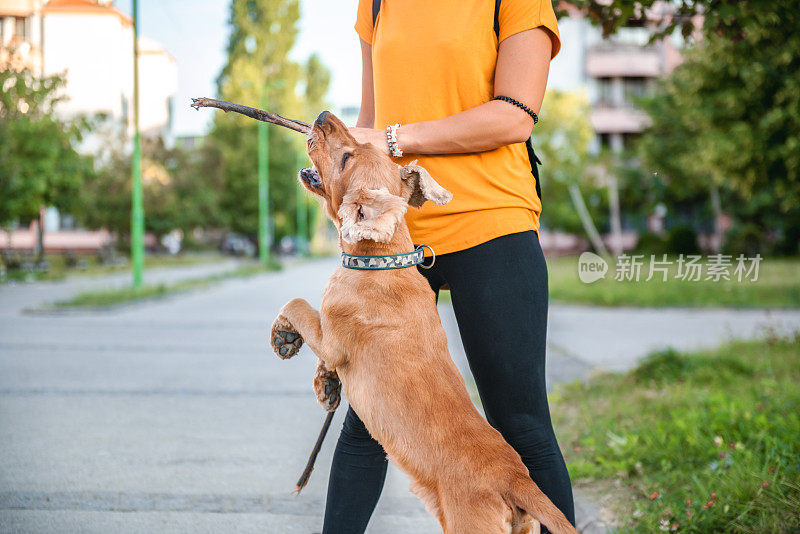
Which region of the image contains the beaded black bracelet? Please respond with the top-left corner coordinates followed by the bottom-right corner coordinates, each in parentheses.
top-left (493, 95), bottom-right (538, 124)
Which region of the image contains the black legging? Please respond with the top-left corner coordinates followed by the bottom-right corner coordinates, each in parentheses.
top-left (322, 230), bottom-right (575, 533)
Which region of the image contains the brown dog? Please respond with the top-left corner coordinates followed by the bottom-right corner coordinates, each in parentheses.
top-left (270, 111), bottom-right (576, 534)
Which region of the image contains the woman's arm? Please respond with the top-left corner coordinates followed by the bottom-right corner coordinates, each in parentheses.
top-left (356, 39), bottom-right (375, 129)
top-left (351, 28), bottom-right (553, 154)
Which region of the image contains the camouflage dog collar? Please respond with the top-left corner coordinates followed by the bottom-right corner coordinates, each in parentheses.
top-left (341, 245), bottom-right (435, 270)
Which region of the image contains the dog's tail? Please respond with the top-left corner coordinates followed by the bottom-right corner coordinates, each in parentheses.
top-left (509, 476), bottom-right (577, 534)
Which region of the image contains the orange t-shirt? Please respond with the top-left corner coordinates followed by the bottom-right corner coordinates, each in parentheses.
top-left (355, 0), bottom-right (560, 255)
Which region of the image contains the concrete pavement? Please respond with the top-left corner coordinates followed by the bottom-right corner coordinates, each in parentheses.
top-left (1, 258), bottom-right (440, 533)
top-left (0, 258), bottom-right (243, 320)
top-left (2, 256), bottom-right (798, 533)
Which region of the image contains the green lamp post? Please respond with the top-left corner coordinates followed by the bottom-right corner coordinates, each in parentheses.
top-left (130, 0), bottom-right (144, 287)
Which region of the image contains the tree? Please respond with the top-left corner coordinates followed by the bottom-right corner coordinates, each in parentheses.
top-left (209, 0), bottom-right (331, 242)
top-left (81, 126), bottom-right (224, 246)
top-left (635, 1), bottom-right (800, 252)
top-left (536, 89), bottom-right (610, 253)
top-left (0, 68), bottom-right (90, 258)
top-left (570, 0), bottom-right (800, 253)
top-left (563, 0), bottom-right (763, 42)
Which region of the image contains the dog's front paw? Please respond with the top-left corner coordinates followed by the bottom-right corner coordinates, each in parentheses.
top-left (313, 365), bottom-right (341, 412)
top-left (270, 314), bottom-right (303, 359)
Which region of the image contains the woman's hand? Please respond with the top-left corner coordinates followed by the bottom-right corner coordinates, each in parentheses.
top-left (349, 127), bottom-right (389, 155)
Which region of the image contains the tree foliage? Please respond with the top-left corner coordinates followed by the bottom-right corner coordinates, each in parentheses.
top-left (81, 126), bottom-right (224, 242)
top-left (570, 0), bottom-right (800, 252)
top-left (636, 1), bottom-right (800, 250)
top-left (0, 69), bottom-right (91, 228)
top-left (209, 0), bottom-right (331, 240)
top-left (563, 0), bottom-right (764, 42)
top-left (537, 89), bottom-right (609, 233)
top-left (83, 0), bottom-right (333, 246)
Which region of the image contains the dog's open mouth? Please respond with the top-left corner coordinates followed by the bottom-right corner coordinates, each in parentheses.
top-left (299, 167), bottom-right (322, 188)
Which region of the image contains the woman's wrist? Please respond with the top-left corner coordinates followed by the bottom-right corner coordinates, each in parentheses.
top-left (347, 125), bottom-right (418, 156)
top-left (395, 123), bottom-right (417, 155)
top-left (386, 124), bottom-right (403, 157)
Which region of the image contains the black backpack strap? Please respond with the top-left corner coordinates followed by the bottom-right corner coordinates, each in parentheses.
top-left (372, 0), bottom-right (381, 26)
top-left (494, 0), bottom-right (501, 37)
top-left (526, 138), bottom-right (543, 201)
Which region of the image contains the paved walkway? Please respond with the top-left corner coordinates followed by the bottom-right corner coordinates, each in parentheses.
top-left (0, 258), bottom-right (242, 320)
top-left (1, 257), bottom-right (798, 533)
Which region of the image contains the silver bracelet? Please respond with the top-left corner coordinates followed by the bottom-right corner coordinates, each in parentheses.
top-left (385, 123), bottom-right (403, 157)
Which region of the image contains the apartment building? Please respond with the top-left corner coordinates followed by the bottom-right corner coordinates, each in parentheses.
top-left (0, 0), bottom-right (176, 140)
top-left (549, 3), bottom-right (684, 153)
top-left (0, 0), bottom-right (176, 244)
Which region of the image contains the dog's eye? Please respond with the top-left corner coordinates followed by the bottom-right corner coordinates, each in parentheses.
top-left (341, 152), bottom-right (352, 170)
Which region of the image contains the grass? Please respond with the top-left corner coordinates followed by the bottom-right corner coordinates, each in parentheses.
top-left (550, 336), bottom-right (800, 532)
top-left (547, 255), bottom-right (800, 308)
top-left (52, 260), bottom-right (280, 308)
top-left (2, 252), bottom-right (230, 283)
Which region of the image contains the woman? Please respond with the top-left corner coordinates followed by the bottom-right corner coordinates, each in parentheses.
top-left (323, 0), bottom-right (574, 532)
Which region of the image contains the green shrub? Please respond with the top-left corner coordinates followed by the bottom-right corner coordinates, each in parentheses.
top-left (772, 222), bottom-right (800, 257)
top-left (665, 225), bottom-right (700, 255)
top-left (632, 348), bottom-right (753, 384)
top-left (634, 231), bottom-right (667, 255)
top-left (723, 223), bottom-right (764, 256)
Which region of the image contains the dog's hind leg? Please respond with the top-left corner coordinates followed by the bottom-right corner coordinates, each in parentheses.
top-left (511, 513), bottom-right (541, 534)
top-left (313, 358), bottom-right (341, 412)
top-left (410, 479), bottom-right (445, 530)
top-left (440, 494), bottom-right (516, 534)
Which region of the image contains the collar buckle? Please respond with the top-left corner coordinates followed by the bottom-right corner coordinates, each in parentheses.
top-left (416, 244), bottom-right (436, 270)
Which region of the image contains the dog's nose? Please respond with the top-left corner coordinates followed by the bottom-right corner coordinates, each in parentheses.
top-left (314, 111), bottom-right (331, 127)
top-left (299, 168), bottom-right (322, 187)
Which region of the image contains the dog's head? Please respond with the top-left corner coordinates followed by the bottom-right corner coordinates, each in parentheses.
top-left (299, 111), bottom-right (452, 245)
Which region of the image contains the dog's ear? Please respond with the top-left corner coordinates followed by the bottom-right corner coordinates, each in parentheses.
top-left (399, 161), bottom-right (453, 208)
top-left (338, 187), bottom-right (408, 244)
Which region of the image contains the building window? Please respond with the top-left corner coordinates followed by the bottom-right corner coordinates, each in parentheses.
top-left (121, 94), bottom-right (129, 126)
top-left (598, 77), bottom-right (613, 106)
top-left (60, 214), bottom-right (77, 230)
top-left (623, 77), bottom-right (648, 106)
top-left (15, 17), bottom-right (27, 41)
top-left (599, 133), bottom-right (611, 150)
top-left (613, 20), bottom-right (650, 46)
top-left (166, 96), bottom-right (174, 133)
top-left (622, 133), bottom-right (641, 151)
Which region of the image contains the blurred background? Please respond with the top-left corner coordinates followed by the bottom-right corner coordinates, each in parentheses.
top-left (1, 1), bottom-right (798, 533)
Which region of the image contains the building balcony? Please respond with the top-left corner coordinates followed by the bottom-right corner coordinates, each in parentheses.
top-left (0, 0), bottom-right (42, 17)
top-left (590, 106), bottom-right (651, 134)
top-left (586, 44), bottom-right (663, 78)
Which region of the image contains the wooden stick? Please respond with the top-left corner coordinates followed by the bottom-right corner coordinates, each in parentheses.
top-left (193, 96), bottom-right (330, 495)
top-left (191, 97), bottom-right (311, 135)
top-left (294, 410), bottom-right (336, 495)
